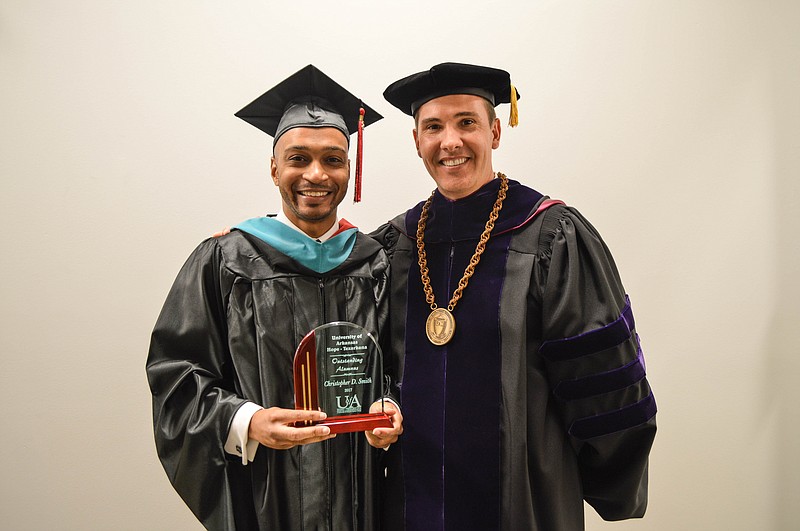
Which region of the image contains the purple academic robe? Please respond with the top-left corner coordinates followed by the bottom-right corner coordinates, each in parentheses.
top-left (371, 177), bottom-right (656, 531)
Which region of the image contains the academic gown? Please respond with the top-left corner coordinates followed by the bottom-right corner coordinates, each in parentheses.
top-left (371, 178), bottom-right (657, 531)
top-left (147, 226), bottom-right (391, 531)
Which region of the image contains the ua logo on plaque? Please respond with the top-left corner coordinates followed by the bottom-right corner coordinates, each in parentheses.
top-left (336, 394), bottom-right (362, 413)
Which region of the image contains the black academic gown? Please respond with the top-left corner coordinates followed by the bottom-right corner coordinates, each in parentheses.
top-left (147, 229), bottom-right (391, 531)
top-left (371, 178), bottom-right (657, 531)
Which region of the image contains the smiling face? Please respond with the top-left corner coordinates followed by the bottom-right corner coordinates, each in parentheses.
top-left (271, 126), bottom-right (350, 238)
top-left (413, 94), bottom-right (501, 200)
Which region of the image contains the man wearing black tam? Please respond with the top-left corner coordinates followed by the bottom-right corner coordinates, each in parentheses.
top-left (147, 65), bottom-right (402, 530)
top-left (372, 62), bottom-right (657, 530)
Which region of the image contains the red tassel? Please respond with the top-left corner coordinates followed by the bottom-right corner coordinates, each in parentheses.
top-left (354, 107), bottom-right (365, 203)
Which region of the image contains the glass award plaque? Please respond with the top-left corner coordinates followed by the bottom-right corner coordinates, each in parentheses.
top-left (293, 321), bottom-right (393, 434)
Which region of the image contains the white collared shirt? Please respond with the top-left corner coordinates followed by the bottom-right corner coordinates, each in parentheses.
top-left (275, 210), bottom-right (339, 242)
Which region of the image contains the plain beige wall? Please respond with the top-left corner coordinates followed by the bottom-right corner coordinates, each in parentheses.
top-left (1, 1), bottom-right (798, 529)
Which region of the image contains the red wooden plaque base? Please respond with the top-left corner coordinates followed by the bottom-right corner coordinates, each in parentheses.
top-left (294, 412), bottom-right (393, 434)
top-left (319, 412), bottom-right (393, 434)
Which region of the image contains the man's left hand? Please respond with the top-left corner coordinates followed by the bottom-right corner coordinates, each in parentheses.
top-left (365, 401), bottom-right (403, 449)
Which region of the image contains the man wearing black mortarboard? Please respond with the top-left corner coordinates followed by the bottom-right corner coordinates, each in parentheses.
top-left (146, 65), bottom-right (403, 531)
top-left (371, 63), bottom-right (657, 531)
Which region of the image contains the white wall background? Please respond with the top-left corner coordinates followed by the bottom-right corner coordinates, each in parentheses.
top-left (1, 1), bottom-right (798, 529)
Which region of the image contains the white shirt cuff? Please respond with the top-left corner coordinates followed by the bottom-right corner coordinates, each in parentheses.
top-left (224, 402), bottom-right (263, 465)
top-left (384, 397), bottom-right (400, 411)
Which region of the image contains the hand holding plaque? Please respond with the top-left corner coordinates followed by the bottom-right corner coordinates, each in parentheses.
top-left (293, 322), bottom-right (393, 434)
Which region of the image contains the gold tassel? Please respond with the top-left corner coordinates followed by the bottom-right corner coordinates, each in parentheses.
top-left (508, 84), bottom-right (519, 128)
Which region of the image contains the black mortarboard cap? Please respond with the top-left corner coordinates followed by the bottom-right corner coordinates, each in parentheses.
top-left (236, 64), bottom-right (382, 145)
top-left (383, 62), bottom-right (520, 126)
top-left (236, 64), bottom-right (382, 202)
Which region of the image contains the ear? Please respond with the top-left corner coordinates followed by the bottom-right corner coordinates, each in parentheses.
top-left (270, 157), bottom-right (279, 186)
top-left (491, 118), bottom-right (501, 149)
top-left (412, 128), bottom-right (421, 158)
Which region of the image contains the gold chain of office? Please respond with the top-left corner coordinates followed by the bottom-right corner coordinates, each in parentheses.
top-left (416, 173), bottom-right (509, 345)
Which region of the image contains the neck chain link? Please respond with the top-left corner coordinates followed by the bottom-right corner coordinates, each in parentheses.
top-left (416, 173), bottom-right (508, 344)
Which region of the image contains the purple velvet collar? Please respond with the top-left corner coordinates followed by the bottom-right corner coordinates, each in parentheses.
top-left (403, 177), bottom-right (544, 242)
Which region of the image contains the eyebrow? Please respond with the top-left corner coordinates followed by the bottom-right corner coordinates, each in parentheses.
top-left (283, 145), bottom-right (348, 154)
top-left (419, 111), bottom-right (480, 125)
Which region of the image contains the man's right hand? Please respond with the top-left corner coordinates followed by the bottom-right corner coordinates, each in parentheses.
top-left (212, 227), bottom-right (231, 238)
top-left (248, 407), bottom-right (336, 450)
